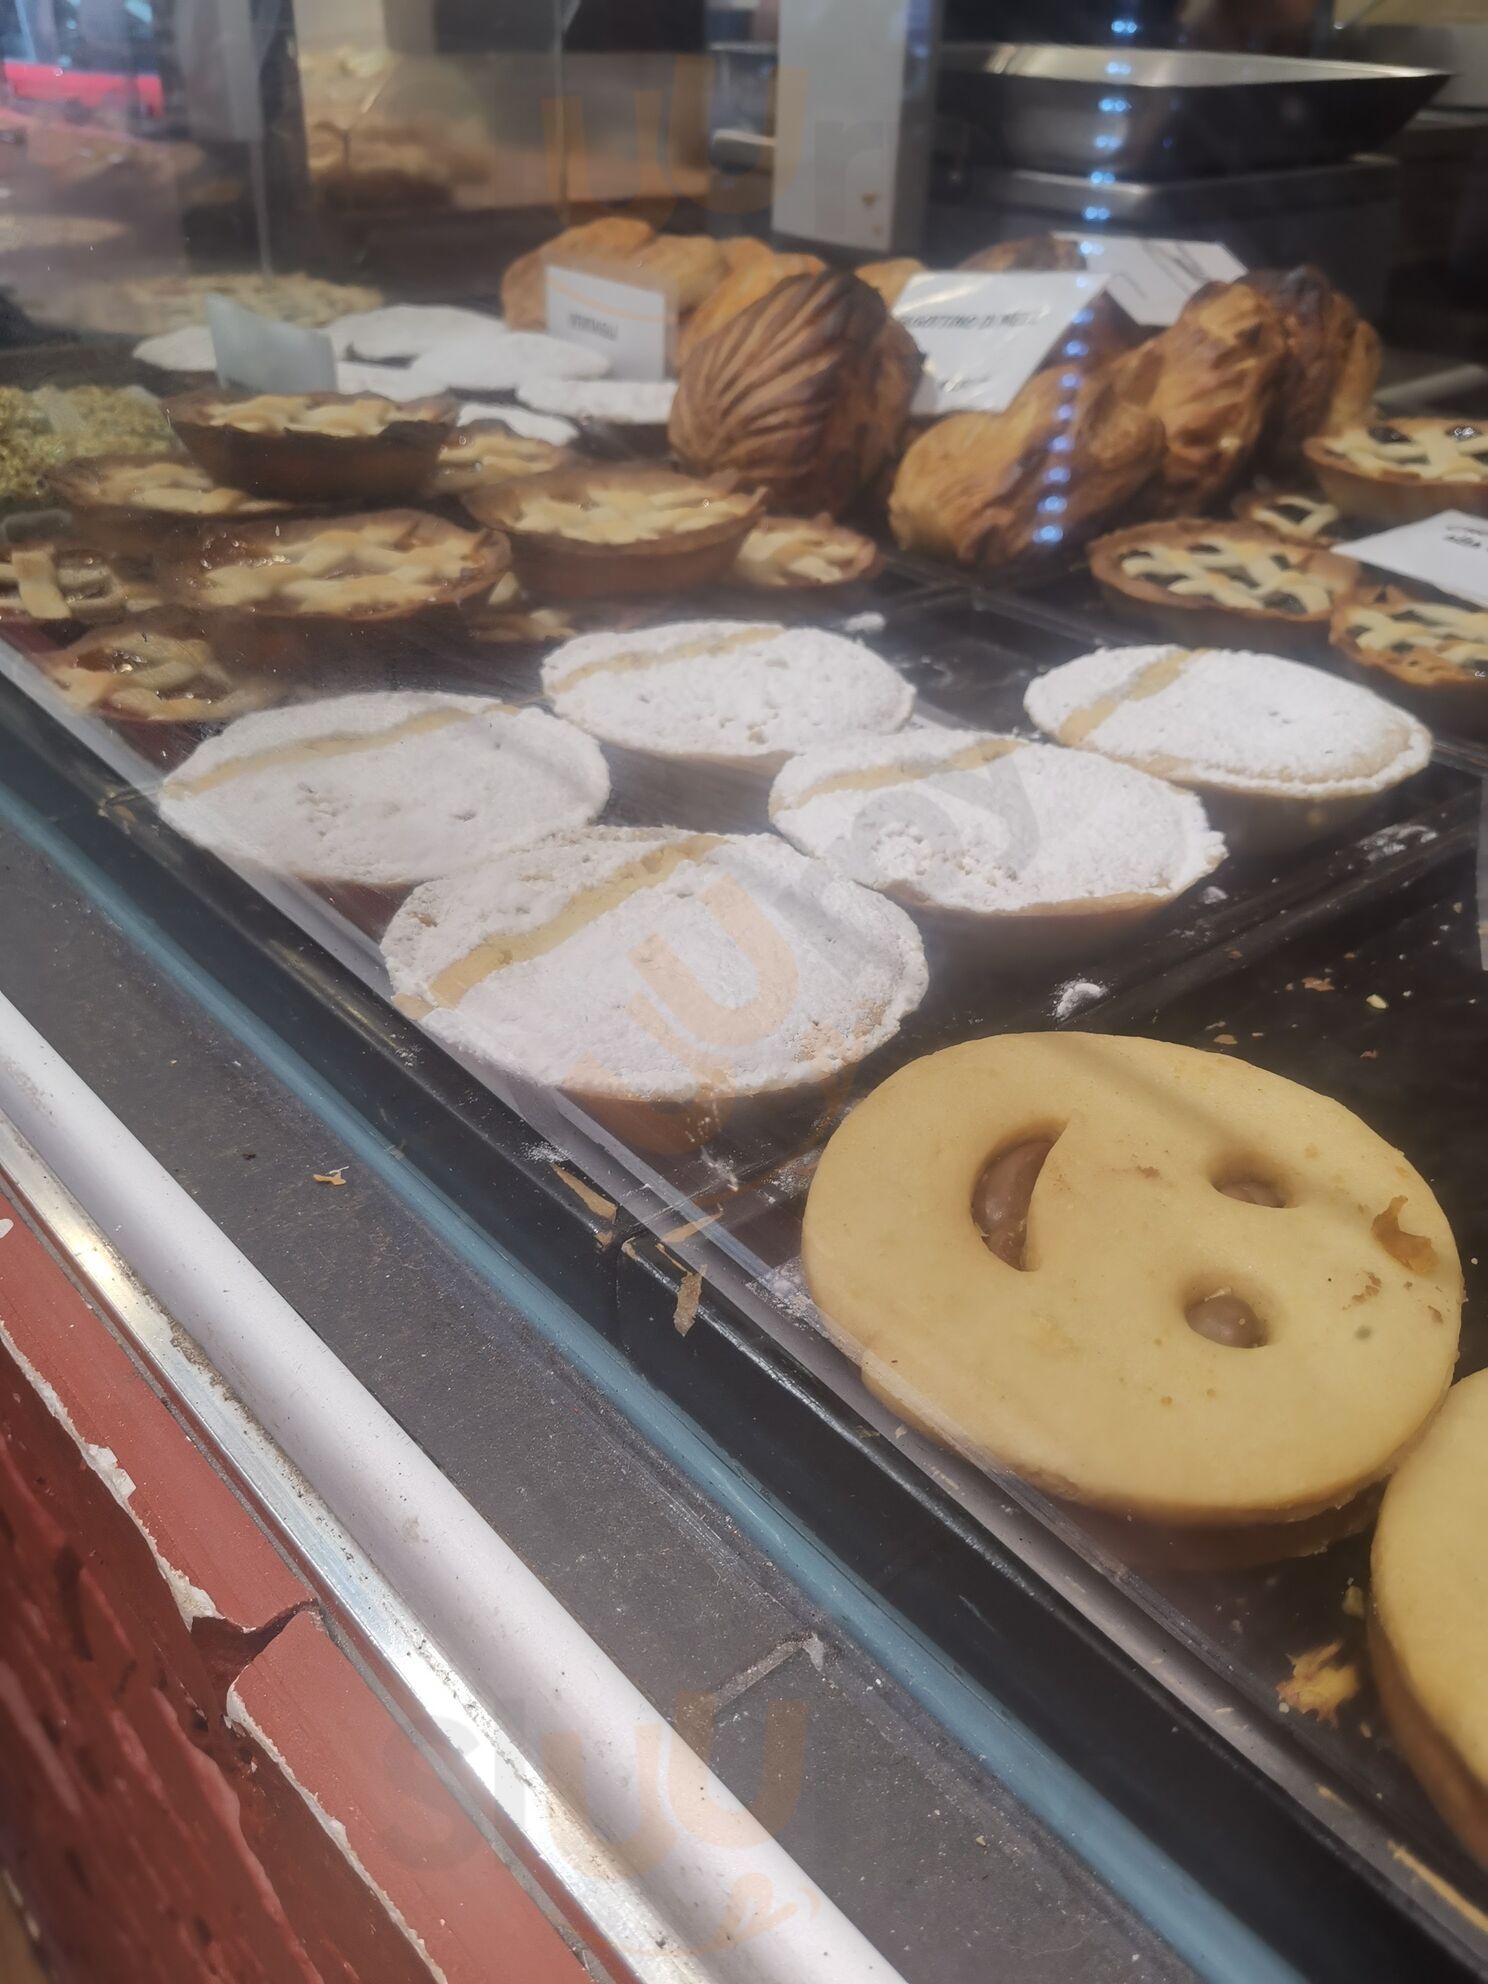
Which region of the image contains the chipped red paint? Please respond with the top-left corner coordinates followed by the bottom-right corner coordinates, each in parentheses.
top-left (0, 1186), bottom-right (609, 1983)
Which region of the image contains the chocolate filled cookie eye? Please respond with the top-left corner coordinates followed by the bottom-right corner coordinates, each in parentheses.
top-left (972, 1137), bottom-right (1055, 1267)
top-left (1217, 1174), bottom-right (1288, 1208)
top-left (1187, 1290), bottom-right (1266, 1347)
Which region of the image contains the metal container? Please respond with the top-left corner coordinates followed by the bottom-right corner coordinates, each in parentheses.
top-left (937, 41), bottom-right (1447, 178)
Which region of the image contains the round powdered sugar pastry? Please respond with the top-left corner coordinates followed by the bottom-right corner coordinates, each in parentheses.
top-left (515, 377), bottom-right (676, 425)
top-left (412, 329), bottom-right (609, 395)
top-left (159, 692), bottom-right (609, 890)
top-left (326, 303), bottom-right (505, 362)
top-left (383, 825), bottom-right (928, 1107)
top-left (133, 325), bottom-right (216, 372)
top-left (458, 400), bottom-right (577, 445)
top-left (332, 359), bottom-right (458, 402)
top-left (769, 729), bottom-right (1226, 922)
top-left (542, 619), bottom-right (914, 770)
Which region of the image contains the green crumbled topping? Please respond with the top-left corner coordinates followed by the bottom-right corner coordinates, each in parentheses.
top-left (0, 385), bottom-right (173, 512)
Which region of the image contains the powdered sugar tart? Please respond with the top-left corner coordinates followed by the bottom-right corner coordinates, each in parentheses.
top-left (159, 692), bottom-right (609, 888)
top-left (156, 510), bottom-right (509, 624)
top-left (542, 619), bottom-right (914, 773)
top-left (382, 826), bottom-right (928, 1121)
top-left (166, 388), bottom-right (457, 505)
top-left (1332, 584), bottom-right (1488, 737)
top-left (1090, 520), bottom-right (1358, 656)
top-left (769, 729), bottom-right (1224, 949)
top-left (1025, 644), bottom-right (1432, 850)
top-left (1305, 419), bottom-right (1488, 524)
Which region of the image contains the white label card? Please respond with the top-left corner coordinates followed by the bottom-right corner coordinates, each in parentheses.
top-left (893, 271), bottom-right (1110, 416)
top-left (1346, 511), bottom-right (1488, 611)
top-left (1057, 235), bottom-right (1246, 328)
top-left (544, 263), bottom-right (670, 382)
top-left (208, 296), bottom-right (336, 393)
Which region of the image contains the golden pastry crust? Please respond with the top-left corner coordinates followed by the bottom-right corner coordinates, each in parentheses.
top-left (1332, 583), bottom-right (1488, 736)
top-left (1232, 488), bottom-right (1345, 546)
top-left (622, 233), bottom-right (728, 311)
top-left (500, 216), bottom-right (656, 329)
top-left (959, 234), bottom-right (1085, 273)
top-left (1108, 282), bottom-right (1285, 513)
top-left (803, 1032), bottom-right (1462, 1532)
top-left (1327, 320), bottom-right (1382, 433)
top-left (1372, 1370), bottom-right (1488, 1869)
top-left (719, 236), bottom-right (775, 275)
top-left (854, 258), bottom-right (926, 309)
top-left (676, 251), bottom-right (825, 364)
top-left (1090, 518), bottom-right (1358, 654)
top-left (670, 270), bottom-right (922, 519)
top-left (888, 370), bottom-right (1163, 572)
top-left (49, 610), bottom-right (279, 724)
top-left (1244, 266), bottom-right (1369, 469)
top-left (1304, 418), bottom-right (1488, 525)
top-left (732, 516), bottom-right (880, 589)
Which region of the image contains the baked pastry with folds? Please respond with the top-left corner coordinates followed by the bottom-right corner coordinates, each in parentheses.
top-left (855, 258), bottom-right (926, 309)
top-left (1243, 265), bottom-right (1381, 469)
top-left (959, 234), bottom-right (1085, 273)
top-left (1108, 281), bottom-right (1285, 513)
top-left (677, 251), bottom-right (825, 363)
top-left (500, 216), bottom-right (655, 329)
top-left (671, 270), bottom-right (922, 519)
top-left (888, 369), bottom-right (1163, 572)
top-left (621, 234), bottom-right (727, 311)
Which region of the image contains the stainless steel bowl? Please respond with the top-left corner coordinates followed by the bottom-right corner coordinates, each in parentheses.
top-left (937, 42), bottom-right (1447, 178)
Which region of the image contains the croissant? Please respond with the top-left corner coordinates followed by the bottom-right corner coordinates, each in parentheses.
top-left (676, 251), bottom-right (824, 364)
top-left (888, 369), bottom-right (1164, 571)
top-left (500, 216), bottom-right (656, 329)
top-left (1243, 266), bottom-right (1381, 469)
top-left (670, 270), bottom-right (923, 518)
top-left (1108, 281), bottom-right (1285, 513)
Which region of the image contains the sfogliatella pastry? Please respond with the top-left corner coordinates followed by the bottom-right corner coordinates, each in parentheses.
top-left (804, 1033), bottom-right (1461, 1560)
top-left (1332, 583), bottom-right (1488, 737)
top-left (888, 370), bottom-right (1163, 572)
top-left (676, 250), bottom-right (824, 365)
top-left (1242, 266), bottom-right (1381, 470)
top-left (383, 826), bottom-right (928, 1146)
top-left (1371, 1371), bottom-right (1488, 1869)
top-left (1090, 518), bottom-right (1358, 654)
top-left (1232, 488), bottom-right (1346, 547)
top-left (671, 271), bottom-right (921, 519)
top-left (1109, 281), bottom-right (1285, 512)
top-left (854, 258), bottom-right (926, 309)
top-left (159, 691), bottom-right (609, 888)
top-left (1025, 643), bottom-right (1432, 849)
top-left (1304, 419), bottom-right (1488, 524)
top-left (769, 729), bottom-right (1224, 953)
top-left (500, 216), bottom-right (656, 329)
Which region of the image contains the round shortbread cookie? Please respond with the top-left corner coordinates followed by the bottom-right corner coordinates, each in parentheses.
top-left (542, 619), bottom-right (914, 771)
top-left (803, 1033), bottom-right (1460, 1529)
top-left (1372, 1370), bottom-right (1488, 1869)
top-left (382, 825), bottom-right (928, 1106)
top-left (769, 729), bottom-right (1225, 922)
top-left (159, 691), bottom-right (609, 888)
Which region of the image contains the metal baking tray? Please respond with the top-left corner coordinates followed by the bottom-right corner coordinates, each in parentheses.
top-left (2, 558), bottom-right (1485, 1970)
top-left (936, 41), bottom-right (1448, 178)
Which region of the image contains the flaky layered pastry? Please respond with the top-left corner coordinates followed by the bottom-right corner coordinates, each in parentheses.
top-left (676, 251), bottom-right (824, 364)
top-left (854, 258), bottom-right (927, 309)
top-left (888, 370), bottom-right (1163, 571)
top-left (1108, 282), bottom-right (1285, 513)
top-left (1243, 265), bottom-right (1381, 469)
top-left (671, 270), bottom-right (922, 519)
top-left (959, 235), bottom-right (1085, 274)
top-left (500, 216), bottom-right (655, 329)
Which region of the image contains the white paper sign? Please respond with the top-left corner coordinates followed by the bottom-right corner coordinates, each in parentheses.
top-left (208, 296), bottom-right (336, 393)
top-left (1057, 235), bottom-right (1247, 328)
top-left (1346, 511), bottom-right (1488, 611)
top-left (893, 271), bottom-right (1110, 416)
top-left (544, 263), bottom-right (670, 382)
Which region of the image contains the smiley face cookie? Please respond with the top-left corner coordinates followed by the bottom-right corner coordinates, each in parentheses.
top-left (1371, 1371), bottom-right (1488, 1869)
top-left (803, 1034), bottom-right (1461, 1545)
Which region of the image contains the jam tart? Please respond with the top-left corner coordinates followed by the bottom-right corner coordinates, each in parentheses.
top-left (48, 453), bottom-right (291, 560)
top-left (1305, 419), bottom-right (1488, 524)
top-left (156, 510), bottom-right (509, 623)
top-left (0, 539), bottom-right (156, 625)
top-left (422, 419), bottom-right (572, 499)
top-left (1090, 519), bottom-right (1358, 654)
top-left (49, 612), bottom-right (280, 724)
top-left (167, 389), bottom-right (456, 505)
top-left (1332, 583), bottom-right (1488, 736)
top-left (731, 516), bottom-right (879, 590)
top-left (1232, 488), bottom-right (1346, 547)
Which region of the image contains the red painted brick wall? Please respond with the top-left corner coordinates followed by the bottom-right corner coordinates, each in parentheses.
top-left (0, 1188), bottom-right (599, 1984)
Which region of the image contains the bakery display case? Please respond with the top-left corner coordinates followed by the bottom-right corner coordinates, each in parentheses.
top-left (3, 0), bottom-right (1488, 1977)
